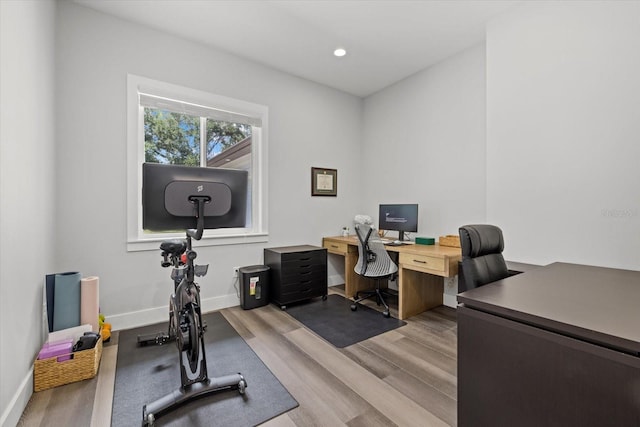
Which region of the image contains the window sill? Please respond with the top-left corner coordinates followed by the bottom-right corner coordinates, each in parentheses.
top-left (127, 232), bottom-right (268, 252)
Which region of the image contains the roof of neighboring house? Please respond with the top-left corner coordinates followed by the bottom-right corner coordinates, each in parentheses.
top-left (206, 136), bottom-right (251, 167)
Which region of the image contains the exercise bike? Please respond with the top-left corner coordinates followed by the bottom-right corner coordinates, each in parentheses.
top-left (141, 196), bottom-right (247, 426)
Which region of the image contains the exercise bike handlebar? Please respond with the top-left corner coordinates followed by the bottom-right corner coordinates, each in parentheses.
top-left (186, 196), bottom-right (209, 241)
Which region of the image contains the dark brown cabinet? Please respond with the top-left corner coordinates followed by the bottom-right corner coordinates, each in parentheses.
top-left (457, 263), bottom-right (640, 427)
top-left (264, 245), bottom-right (327, 309)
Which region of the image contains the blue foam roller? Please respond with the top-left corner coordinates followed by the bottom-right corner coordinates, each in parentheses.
top-left (53, 272), bottom-right (81, 332)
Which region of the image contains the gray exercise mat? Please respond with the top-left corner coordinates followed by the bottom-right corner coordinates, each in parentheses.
top-left (112, 311), bottom-right (297, 426)
top-left (285, 294), bottom-right (406, 348)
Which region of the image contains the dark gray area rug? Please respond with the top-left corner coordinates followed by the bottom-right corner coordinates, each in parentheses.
top-left (112, 311), bottom-right (298, 426)
top-left (285, 294), bottom-right (406, 348)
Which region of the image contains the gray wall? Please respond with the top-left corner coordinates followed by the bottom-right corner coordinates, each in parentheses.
top-left (360, 0), bottom-right (640, 289)
top-left (363, 44), bottom-right (487, 238)
top-left (1, 1), bottom-right (363, 424)
top-left (486, 1), bottom-right (640, 269)
top-left (2, 0), bottom-right (639, 424)
top-left (0, 1), bottom-right (57, 425)
top-left (362, 44), bottom-right (487, 304)
top-left (54, 1), bottom-right (363, 330)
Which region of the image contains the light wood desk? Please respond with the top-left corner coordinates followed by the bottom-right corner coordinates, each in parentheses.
top-left (322, 235), bottom-right (461, 320)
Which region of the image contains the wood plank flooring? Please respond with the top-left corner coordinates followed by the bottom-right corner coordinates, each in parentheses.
top-left (17, 286), bottom-right (457, 426)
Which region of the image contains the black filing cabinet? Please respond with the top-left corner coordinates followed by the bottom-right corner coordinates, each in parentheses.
top-left (264, 245), bottom-right (327, 309)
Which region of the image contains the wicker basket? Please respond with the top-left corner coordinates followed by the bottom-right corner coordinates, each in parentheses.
top-left (439, 235), bottom-right (461, 248)
top-left (34, 337), bottom-right (102, 392)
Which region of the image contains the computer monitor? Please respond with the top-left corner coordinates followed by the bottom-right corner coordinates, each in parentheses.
top-left (142, 162), bottom-right (248, 234)
top-left (378, 204), bottom-right (418, 241)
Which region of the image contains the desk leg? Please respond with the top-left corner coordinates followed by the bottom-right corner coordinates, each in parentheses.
top-left (398, 267), bottom-right (444, 320)
top-left (344, 251), bottom-right (357, 298)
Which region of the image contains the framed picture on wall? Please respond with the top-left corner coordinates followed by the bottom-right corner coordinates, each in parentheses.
top-left (311, 167), bottom-right (337, 196)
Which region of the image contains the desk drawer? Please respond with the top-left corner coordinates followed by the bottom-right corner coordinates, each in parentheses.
top-left (400, 253), bottom-right (445, 272)
top-left (323, 240), bottom-right (349, 255)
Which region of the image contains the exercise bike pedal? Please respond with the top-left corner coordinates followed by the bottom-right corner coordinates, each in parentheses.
top-left (137, 332), bottom-right (172, 346)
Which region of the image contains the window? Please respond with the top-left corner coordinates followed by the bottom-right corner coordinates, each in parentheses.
top-left (127, 75), bottom-right (268, 251)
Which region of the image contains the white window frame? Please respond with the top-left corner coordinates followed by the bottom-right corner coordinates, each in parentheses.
top-left (126, 74), bottom-right (268, 251)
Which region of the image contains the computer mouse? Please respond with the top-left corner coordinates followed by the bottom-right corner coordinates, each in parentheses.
top-left (393, 240), bottom-right (402, 245)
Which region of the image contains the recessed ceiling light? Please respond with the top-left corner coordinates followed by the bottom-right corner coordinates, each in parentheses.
top-left (333, 48), bottom-right (347, 57)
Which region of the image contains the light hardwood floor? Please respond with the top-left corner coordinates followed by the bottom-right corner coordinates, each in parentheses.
top-left (18, 286), bottom-right (457, 426)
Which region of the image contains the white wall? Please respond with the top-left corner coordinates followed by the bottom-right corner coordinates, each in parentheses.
top-left (4, 0), bottom-right (639, 423)
top-left (362, 44), bottom-right (487, 301)
top-left (54, 2), bottom-right (363, 329)
top-left (0, 1), bottom-right (57, 425)
top-left (486, 1), bottom-right (640, 269)
top-left (363, 44), bottom-right (487, 235)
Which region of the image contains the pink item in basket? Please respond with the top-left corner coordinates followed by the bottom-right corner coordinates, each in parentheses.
top-left (38, 339), bottom-right (73, 362)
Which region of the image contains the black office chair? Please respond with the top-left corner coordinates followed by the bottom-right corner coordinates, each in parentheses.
top-left (350, 224), bottom-right (398, 318)
top-left (458, 224), bottom-right (518, 292)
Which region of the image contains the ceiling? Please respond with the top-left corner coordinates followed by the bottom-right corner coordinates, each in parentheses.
top-left (75, 0), bottom-right (521, 97)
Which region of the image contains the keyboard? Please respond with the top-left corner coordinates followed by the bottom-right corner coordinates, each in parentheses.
top-left (383, 240), bottom-right (414, 246)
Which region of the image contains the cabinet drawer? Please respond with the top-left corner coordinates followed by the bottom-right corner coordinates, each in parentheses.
top-left (279, 279), bottom-right (326, 294)
top-left (276, 285), bottom-right (325, 304)
top-left (281, 257), bottom-right (325, 271)
top-left (282, 250), bottom-right (325, 264)
top-left (281, 266), bottom-right (326, 283)
top-left (400, 253), bottom-right (445, 272)
top-left (323, 240), bottom-right (348, 255)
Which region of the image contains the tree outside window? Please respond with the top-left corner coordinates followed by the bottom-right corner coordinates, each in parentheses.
top-left (144, 108), bottom-right (251, 167)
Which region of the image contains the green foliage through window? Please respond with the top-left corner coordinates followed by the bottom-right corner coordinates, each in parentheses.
top-left (206, 121), bottom-right (252, 163)
top-left (144, 108), bottom-right (251, 166)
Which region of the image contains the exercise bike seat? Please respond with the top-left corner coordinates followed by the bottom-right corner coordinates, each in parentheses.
top-left (160, 239), bottom-right (187, 256)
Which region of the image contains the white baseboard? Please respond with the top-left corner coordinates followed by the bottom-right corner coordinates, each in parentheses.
top-left (2, 282), bottom-right (456, 427)
top-left (1, 294), bottom-right (241, 427)
top-left (443, 293), bottom-right (458, 308)
top-left (105, 286), bottom-right (459, 330)
top-left (107, 293), bottom-right (240, 331)
top-left (1, 369), bottom-right (33, 427)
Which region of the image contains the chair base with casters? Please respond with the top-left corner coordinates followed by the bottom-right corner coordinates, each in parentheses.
top-left (350, 276), bottom-right (396, 318)
top-left (352, 223), bottom-right (399, 318)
